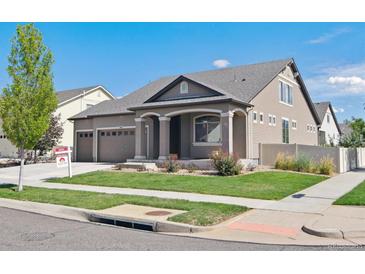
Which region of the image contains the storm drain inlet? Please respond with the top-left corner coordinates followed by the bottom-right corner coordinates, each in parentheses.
top-left (88, 214), bottom-right (155, 232)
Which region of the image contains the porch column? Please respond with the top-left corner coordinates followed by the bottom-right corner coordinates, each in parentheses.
top-left (158, 116), bottom-right (170, 160)
top-left (134, 117), bottom-right (147, 160)
top-left (221, 111), bottom-right (233, 154)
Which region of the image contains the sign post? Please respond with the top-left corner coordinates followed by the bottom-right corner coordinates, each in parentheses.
top-left (54, 146), bottom-right (73, 178)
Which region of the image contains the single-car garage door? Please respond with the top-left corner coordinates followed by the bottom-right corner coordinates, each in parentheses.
top-left (76, 131), bottom-right (93, 162)
top-left (98, 129), bottom-right (135, 162)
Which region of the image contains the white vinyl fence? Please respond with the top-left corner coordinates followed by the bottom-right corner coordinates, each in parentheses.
top-left (259, 143), bottom-right (365, 173)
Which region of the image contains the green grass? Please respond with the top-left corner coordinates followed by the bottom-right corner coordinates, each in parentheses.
top-left (335, 180), bottom-right (365, 206)
top-left (0, 184), bottom-right (247, 226)
top-left (48, 171), bottom-right (326, 200)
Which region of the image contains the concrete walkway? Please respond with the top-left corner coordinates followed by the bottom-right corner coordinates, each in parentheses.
top-left (5, 167), bottom-right (364, 214)
top-left (264, 169), bottom-right (365, 213)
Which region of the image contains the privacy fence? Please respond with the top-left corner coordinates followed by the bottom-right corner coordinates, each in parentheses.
top-left (259, 143), bottom-right (365, 173)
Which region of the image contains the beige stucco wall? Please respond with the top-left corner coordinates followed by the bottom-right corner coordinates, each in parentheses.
top-left (55, 87), bottom-right (113, 147)
top-left (249, 67), bottom-right (318, 158)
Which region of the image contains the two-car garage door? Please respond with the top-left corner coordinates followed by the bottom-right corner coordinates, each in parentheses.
top-left (97, 129), bottom-right (135, 162)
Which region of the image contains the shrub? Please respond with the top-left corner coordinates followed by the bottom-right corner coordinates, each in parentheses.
top-left (210, 150), bottom-right (242, 176)
top-left (294, 155), bottom-right (311, 172)
top-left (318, 156), bottom-right (335, 175)
top-left (186, 163), bottom-right (198, 173)
top-left (163, 157), bottom-right (180, 173)
top-left (274, 153), bottom-right (295, 170)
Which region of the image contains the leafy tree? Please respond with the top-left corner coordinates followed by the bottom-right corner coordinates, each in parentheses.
top-left (0, 24), bottom-right (57, 191)
top-left (33, 113), bottom-right (64, 159)
top-left (339, 117), bottom-right (365, 148)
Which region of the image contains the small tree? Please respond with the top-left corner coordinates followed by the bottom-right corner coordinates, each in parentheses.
top-left (339, 118), bottom-right (365, 148)
top-left (0, 24), bottom-right (57, 191)
top-left (33, 113), bottom-right (64, 160)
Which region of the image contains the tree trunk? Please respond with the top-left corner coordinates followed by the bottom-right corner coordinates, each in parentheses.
top-left (18, 147), bottom-right (24, 192)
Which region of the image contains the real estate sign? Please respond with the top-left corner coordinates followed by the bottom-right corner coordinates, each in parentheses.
top-left (53, 146), bottom-right (73, 178)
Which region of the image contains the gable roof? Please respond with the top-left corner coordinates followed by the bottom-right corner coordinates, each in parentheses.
top-left (70, 58), bottom-right (319, 123)
top-left (314, 101), bottom-right (342, 134)
top-left (57, 85), bottom-right (114, 105)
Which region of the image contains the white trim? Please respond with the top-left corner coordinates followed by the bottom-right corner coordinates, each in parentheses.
top-left (231, 108), bottom-right (247, 115)
top-left (165, 108), bottom-right (222, 117)
top-left (221, 111), bottom-right (234, 118)
top-left (135, 118), bottom-right (146, 122)
top-left (253, 111), bottom-right (258, 123)
top-left (278, 74), bottom-right (299, 87)
top-left (292, 119), bottom-right (297, 130)
top-left (259, 112), bottom-right (264, 124)
top-left (180, 81), bottom-right (189, 94)
top-left (193, 113), bottom-right (222, 146)
top-left (159, 116), bottom-right (171, 121)
top-left (278, 80), bottom-right (294, 107)
top-left (268, 114), bottom-right (273, 126)
top-left (75, 129), bottom-right (93, 132)
top-left (192, 142), bottom-right (222, 147)
top-left (58, 85), bottom-right (115, 107)
top-left (140, 112), bottom-right (161, 118)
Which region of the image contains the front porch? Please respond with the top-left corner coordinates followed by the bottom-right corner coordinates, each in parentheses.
top-left (132, 106), bottom-right (251, 162)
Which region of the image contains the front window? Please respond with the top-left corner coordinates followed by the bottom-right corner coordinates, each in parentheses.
top-left (282, 119), bottom-right (289, 143)
top-left (180, 81), bottom-right (189, 94)
top-left (279, 81), bottom-right (293, 105)
top-left (194, 115), bottom-right (221, 143)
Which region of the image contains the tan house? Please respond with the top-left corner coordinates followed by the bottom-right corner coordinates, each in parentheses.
top-left (70, 58), bottom-right (321, 163)
top-left (0, 85), bottom-right (114, 158)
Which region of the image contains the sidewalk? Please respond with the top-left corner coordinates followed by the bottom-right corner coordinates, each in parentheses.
top-left (20, 168), bottom-right (365, 214)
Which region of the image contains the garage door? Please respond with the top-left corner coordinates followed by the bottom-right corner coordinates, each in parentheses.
top-left (76, 131), bottom-right (93, 162)
top-left (98, 129), bottom-right (135, 162)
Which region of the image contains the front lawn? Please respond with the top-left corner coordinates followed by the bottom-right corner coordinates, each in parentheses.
top-left (0, 184), bottom-right (247, 226)
top-left (48, 171), bottom-right (326, 200)
top-left (335, 180), bottom-right (365, 206)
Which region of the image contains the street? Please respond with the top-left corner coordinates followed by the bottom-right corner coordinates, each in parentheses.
top-left (0, 207), bottom-right (363, 251)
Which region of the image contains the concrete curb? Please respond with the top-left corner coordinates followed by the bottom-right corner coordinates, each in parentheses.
top-left (87, 212), bottom-right (213, 233)
top-left (0, 198), bottom-right (213, 233)
top-left (302, 224), bottom-right (365, 239)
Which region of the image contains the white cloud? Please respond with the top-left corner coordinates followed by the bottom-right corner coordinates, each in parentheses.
top-left (306, 62), bottom-right (365, 98)
top-left (213, 59), bottom-right (230, 68)
top-left (307, 27), bottom-right (351, 44)
top-left (333, 107), bottom-right (345, 113)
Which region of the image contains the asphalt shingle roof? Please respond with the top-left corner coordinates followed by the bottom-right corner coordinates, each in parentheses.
top-left (57, 85), bottom-right (100, 104)
top-left (72, 58), bottom-right (316, 120)
top-left (314, 101), bottom-right (342, 134)
top-left (314, 102), bottom-right (330, 122)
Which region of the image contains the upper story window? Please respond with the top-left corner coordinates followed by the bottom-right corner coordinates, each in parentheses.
top-left (194, 115), bottom-right (221, 143)
top-left (279, 81), bottom-right (293, 106)
top-left (180, 81), bottom-right (189, 94)
top-left (259, 112), bottom-right (264, 124)
top-left (253, 111), bottom-right (257, 123)
top-left (327, 114), bottom-right (330, 123)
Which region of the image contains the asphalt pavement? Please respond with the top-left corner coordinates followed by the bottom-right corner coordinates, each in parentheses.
top-left (0, 207), bottom-right (363, 251)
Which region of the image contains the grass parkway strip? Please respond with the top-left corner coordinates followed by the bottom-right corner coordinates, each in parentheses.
top-left (48, 171), bottom-right (326, 200)
top-left (0, 184), bottom-right (247, 226)
top-left (335, 180), bottom-right (365, 206)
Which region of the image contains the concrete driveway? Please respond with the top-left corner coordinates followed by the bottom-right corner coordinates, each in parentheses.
top-left (0, 162), bottom-right (114, 186)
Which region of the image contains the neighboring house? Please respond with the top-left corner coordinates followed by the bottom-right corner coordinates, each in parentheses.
top-left (71, 58), bottom-right (320, 163)
top-left (0, 85), bottom-right (114, 158)
top-left (339, 122), bottom-right (352, 137)
top-left (314, 102), bottom-right (341, 146)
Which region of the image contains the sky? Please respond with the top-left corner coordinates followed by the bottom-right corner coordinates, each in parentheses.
top-left (0, 22), bottom-right (364, 122)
